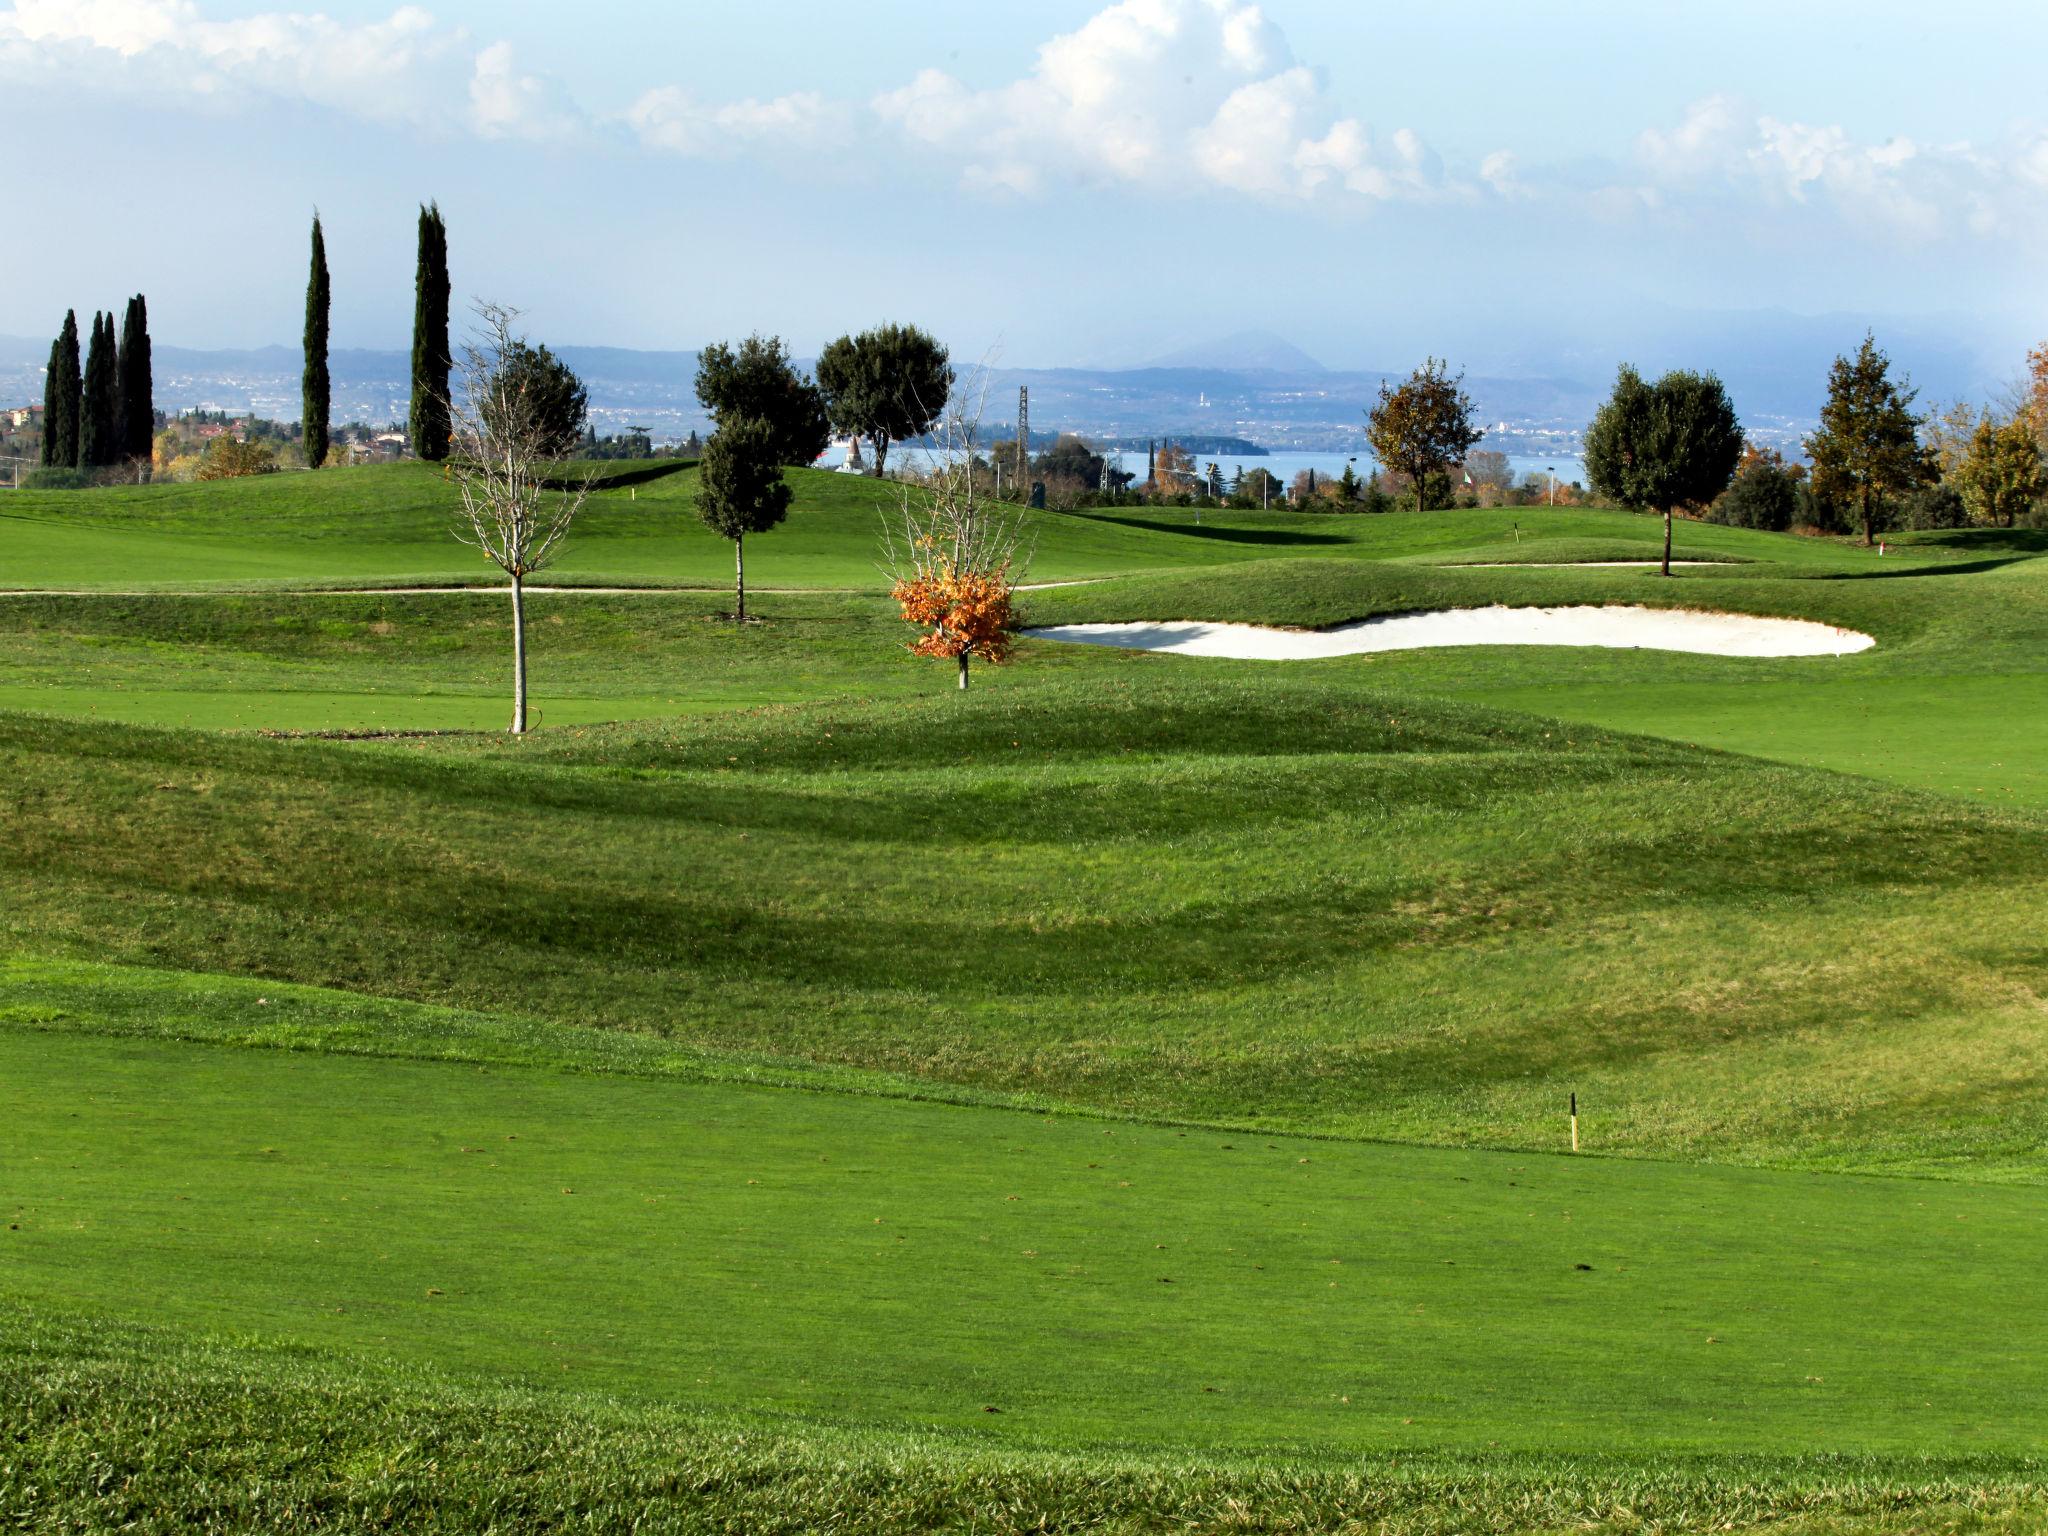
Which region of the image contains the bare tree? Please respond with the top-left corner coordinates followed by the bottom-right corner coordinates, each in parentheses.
top-left (447, 302), bottom-right (592, 734)
top-left (881, 367), bottom-right (1032, 690)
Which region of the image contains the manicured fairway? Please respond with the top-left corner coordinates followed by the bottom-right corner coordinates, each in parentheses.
top-left (8, 1024), bottom-right (2046, 1457)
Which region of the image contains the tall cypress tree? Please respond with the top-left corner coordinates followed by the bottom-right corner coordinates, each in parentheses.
top-left (41, 335), bottom-right (63, 468)
top-left (303, 214), bottom-right (331, 469)
top-left (80, 312), bottom-right (118, 468)
top-left (409, 202), bottom-right (451, 461)
top-left (118, 294), bottom-right (153, 461)
top-left (46, 311), bottom-right (82, 468)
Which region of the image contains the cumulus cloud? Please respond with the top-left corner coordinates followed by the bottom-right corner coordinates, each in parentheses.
top-left (0, 0), bottom-right (577, 139)
top-left (874, 0), bottom-right (1463, 205)
top-left (4, 0), bottom-right (2042, 243)
top-left (1630, 94), bottom-right (2043, 241)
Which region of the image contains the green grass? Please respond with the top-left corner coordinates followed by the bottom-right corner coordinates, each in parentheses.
top-left (15, 1317), bottom-right (2042, 1536)
top-left (6, 466), bottom-right (2048, 1530)
top-left (5, 687), bottom-right (2045, 1179)
top-left (2, 458), bottom-right (1897, 592)
top-left (8, 1020), bottom-right (2048, 1457)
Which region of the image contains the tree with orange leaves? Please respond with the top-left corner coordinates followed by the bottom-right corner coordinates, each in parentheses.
top-left (892, 561), bottom-right (1020, 690)
top-left (883, 370), bottom-right (1030, 690)
top-left (2024, 342), bottom-right (2048, 441)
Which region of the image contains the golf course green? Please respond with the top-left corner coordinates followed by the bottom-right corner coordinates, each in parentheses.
top-left (4, 462), bottom-right (2044, 1533)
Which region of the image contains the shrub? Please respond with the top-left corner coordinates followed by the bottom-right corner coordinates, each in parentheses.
top-left (22, 468), bottom-right (92, 491)
top-left (1899, 483), bottom-right (1971, 530)
top-left (194, 437), bottom-right (277, 480)
top-left (1708, 460), bottom-right (1800, 531)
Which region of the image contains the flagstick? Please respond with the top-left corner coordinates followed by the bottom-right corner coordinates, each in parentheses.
top-left (1570, 1092), bottom-right (1579, 1153)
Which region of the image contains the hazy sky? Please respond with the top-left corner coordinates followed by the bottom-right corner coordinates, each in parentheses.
top-left (2, 0), bottom-right (2043, 381)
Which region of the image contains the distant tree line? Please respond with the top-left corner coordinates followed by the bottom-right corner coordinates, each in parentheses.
top-left (1696, 334), bottom-right (2046, 541)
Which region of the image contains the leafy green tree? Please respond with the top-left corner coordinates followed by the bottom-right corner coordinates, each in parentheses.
top-left (483, 341), bottom-right (588, 459)
top-left (117, 295), bottom-right (152, 461)
top-left (1033, 434), bottom-right (1128, 497)
top-left (409, 202), bottom-right (452, 461)
top-left (79, 312), bottom-right (119, 468)
top-left (303, 215), bottom-right (331, 469)
top-left (1233, 465), bottom-right (1283, 507)
top-left (1898, 482), bottom-right (1970, 530)
top-left (1805, 333), bottom-right (1923, 546)
top-left (1708, 445), bottom-right (1801, 531)
top-left (696, 416), bottom-right (791, 622)
top-left (1953, 416), bottom-right (2044, 528)
top-left (43, 312), bottom-right (82, 469)
top-left (816, 323), bottom-right (952, 476)
top-left (1365, 358), bottom-right (1484, 514)
top-left (1585, 365), bottom-right (1744, 575)
top-left (693, 334), bottom-right (830, 466)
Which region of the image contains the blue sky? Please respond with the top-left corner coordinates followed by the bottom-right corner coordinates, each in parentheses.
top-left (2, 0), bottom-right (2043, 389)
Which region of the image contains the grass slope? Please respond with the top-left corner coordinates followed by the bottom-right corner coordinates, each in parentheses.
top-left (5, 685), bottom-right (2045, 1178)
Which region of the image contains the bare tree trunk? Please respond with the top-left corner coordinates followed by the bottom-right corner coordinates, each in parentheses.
top-left (871, 435), bottom-right (888, 477)
top-left (1414, 464), bottom-right (1426, 516)
top-left (509, 571), bottom-right (528, 734)
top-left (735, 533), bottom-right (745, 622)
top-left (958, 649), bottom-right (970, 690)
top-left (1861, 486), bottom-right (1874, 546)
top-left (1662, 507), bottom-right (1674, 577)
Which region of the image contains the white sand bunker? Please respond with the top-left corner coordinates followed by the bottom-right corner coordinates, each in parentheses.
top-left (1029, 605), bottom-right (1874, 660)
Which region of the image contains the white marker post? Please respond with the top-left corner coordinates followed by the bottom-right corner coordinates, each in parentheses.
top-left (1570, 1092), bottom-right (1579, 1153)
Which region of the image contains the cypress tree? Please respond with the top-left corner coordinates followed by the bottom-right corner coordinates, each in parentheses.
top-left (46, 311), bottom-right (82, 468)
top-left (409, 202), bottom-right (451, 461)
top-left (117, 295), bottom-right (153, 461)
top-left (41, 336), bottom-right (63, 468)
top-left (80, 312), bottom-right (118, 468)
top-left (303, 214), bottom-right (331, 469)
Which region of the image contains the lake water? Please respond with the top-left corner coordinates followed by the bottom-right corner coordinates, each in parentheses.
top-left (818, 441), bottom-right (1587, 492)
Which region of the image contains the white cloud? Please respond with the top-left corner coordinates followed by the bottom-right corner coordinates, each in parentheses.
top-left (1630, 94), bottom-right (2045, 241)
top-left (625, 84), bottom-right (835, 159)
top-left (0, 0), bottom-right (577, 139)
top-left (5, 0), bottom-right (2042, 245)
top-left (873, 0), bottom-right (1465, 205)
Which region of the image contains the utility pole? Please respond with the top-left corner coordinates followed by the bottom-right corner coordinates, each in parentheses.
top-left (1015, 386), bottom-right (1029, 496)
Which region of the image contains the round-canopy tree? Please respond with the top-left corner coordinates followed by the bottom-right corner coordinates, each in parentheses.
top-left (816, 323), bottom-right (952, 477)
top-left (694, 334), bottom-right (830, 466)
top-left (1365, 358), bottom-right (1484, 514)
top-left (1585, 365), bottom-right (1744, 575)
top-left (483, 342), bottom-right (588, 460)
top-left (1954, 416), bottom-right (2045, 529)
top-left (696, 416), bottom-right (792, 622)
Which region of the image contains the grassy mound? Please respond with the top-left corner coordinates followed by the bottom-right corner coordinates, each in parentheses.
top-left (5, 679), bottom-right (2044, 1176)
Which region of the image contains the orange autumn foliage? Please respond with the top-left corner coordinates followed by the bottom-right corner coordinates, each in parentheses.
top-left (891, 559), bottom-right (1019, 664)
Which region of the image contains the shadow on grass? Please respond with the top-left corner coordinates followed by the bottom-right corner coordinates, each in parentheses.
top-left (1811, 554), bottom-right (2036, 580)
top-left (1892, 528), bottom-right (2048, 555)
top-left (1065, 511), bottom-right (1348, 547)
top-left (550, 460), bottom-right (697, 492)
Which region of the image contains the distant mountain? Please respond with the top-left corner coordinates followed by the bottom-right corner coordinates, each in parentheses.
top-left (19, 307), bottom-right (2009, 454)
top-left (1145, 330), bottom-right (1329, 374)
